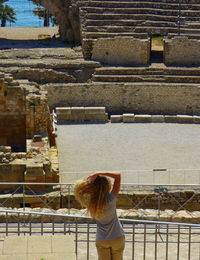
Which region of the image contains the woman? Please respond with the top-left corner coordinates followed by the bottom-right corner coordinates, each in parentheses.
top-left (74, 172), bottom-right (125, 260)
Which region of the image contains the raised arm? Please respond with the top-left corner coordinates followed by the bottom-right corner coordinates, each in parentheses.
top-left (87, 172), bottom-right (121, 196)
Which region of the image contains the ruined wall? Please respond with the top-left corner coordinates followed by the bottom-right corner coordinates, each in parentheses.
top-left (164, 37), bottom-right (200, 66)
top-left (47, 83), bottom-right (200, 115)
top-left (0, 74), bottom-right (26, 151)
top-left (91, 37), bottom-right (150, 66)
top-left (32, 0), bottom-right (80, 43)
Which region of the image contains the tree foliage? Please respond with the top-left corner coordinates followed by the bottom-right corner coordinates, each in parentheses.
top-left (0, 3), bottom-right (17, 27)
top-left (33, 4), bottom-right (57, 27)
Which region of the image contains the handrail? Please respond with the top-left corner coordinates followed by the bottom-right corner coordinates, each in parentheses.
top-left (0, 208), bottom-right (200, 227)
top-left (0, 182), bottom-right (200, 187)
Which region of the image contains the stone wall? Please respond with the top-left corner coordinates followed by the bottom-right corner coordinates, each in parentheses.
top-left (164, 37), bottom-right (200, 66)
top-left (47, 83), bottom-right (200, 115)
top-left (0, 73), bottom-right (54, 150)
top-left (91, 37), bottom-right (150, 66)
top-left (0, 74), bottom-right (26, 151)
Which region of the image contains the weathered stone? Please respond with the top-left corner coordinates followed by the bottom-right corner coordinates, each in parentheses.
top-left (92, 37), bottom-right (150, 65)
top-left (164, 115), bottom-right (177, 123)
top-left (134, 115), bottom-right (152, 123)
top-left (123, 113), bottom-right (135, 123)
top-left (177, 115), bottom-right (194, 123)
top-left (193, 116), bottom-right (200, 123)
top-left (151, 115), bottom-right (165, 123)
top-left (110, 115), bottom-right (123, 123)
top-left (165, 37), bottom-right (200, 66)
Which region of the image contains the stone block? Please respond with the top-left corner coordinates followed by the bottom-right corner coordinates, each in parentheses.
top-left (193, 116), bottom-right (200, 123)
top-left (25, 164), bottom-right (44, 176)
top-left (177, 115), bottom-right (194, 123)
top-left (123, 113), bottom-right (135, 123)
top-left (164, 115), bottom-right (177, 123)
top-left (85, 107), bottom-right (107, 122)
top-left (92, 37), bottom-right (150, 65)
top-left (84, 107), bottom-right (106, 114)
top-left (86, 113), bottom-right (108, 122)
top-left (134, 114), bottom-right (152, 123)
top-left (71, 107), bottom-right (85, 122)
top-left (110, 115), bottom-right (123, 123)
top-left (56, 107), bottom-right (71, 123)
top-left (151, 115), bottom-right (165, 123)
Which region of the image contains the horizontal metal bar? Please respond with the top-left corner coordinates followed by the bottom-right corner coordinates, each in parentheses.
top-left (1, 209), bottom-right (200, 228)
top-left (0, 182), bottom-right (200, 187)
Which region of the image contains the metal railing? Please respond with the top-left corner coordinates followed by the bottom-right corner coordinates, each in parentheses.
top-left (0, 181), bottom-right (200, 220)
top-left (0, 208), bottom-right (200, 260)
top-left (62, 169), bottom-right (200, 184)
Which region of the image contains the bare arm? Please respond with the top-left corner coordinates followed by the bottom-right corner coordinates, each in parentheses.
top-left (87, 172), bottom-right (121, 196)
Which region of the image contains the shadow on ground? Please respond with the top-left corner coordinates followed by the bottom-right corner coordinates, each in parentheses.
top-left (0, 38), bottom-right (69, 49)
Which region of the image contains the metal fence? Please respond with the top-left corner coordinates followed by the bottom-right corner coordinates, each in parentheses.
top-left (0, 208), bottom-right (200, 260)
top-left (61, 169), bottom-right (200, 184)
top-left (0, 182), bottom-right (200, 219)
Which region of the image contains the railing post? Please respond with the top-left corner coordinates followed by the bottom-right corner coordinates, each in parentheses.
top-left (143, 223), bottom-right (146, 260)
top-left (87, 222), bottom-right (90, 260)
top-left (166, 224), bottom-right (169, 260)
top-left (188, 226), bottom-right (191, 260)
top-left (68, 184), bottom-right (71, 215)
top-left (132, 223), bottom-right (135, 260)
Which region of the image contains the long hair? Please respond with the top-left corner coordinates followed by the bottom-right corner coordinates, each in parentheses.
top-left (74, 176), bottom-right (111, 219)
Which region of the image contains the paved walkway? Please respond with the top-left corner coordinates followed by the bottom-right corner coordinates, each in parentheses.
top-left (57, 122), bottom-right (200, 184)
top-left (0, 235), bottom-right (75, 260)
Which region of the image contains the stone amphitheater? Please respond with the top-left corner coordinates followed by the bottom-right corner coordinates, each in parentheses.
top-left (1, 0), bottom-right (200, 214)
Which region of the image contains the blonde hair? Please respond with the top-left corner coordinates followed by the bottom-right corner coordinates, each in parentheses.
top-left (74, 176), bottom-right (111, 219)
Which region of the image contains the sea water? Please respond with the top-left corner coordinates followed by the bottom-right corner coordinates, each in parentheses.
top-left (5, 0), bottom-right (52, 27)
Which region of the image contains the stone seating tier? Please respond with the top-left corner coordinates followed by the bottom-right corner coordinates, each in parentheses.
top-left (79, 0), bottom-right (200, 6)
top-left (92, 67), bottom-right (200, 83)
top-left (79, 0), bottom-right (200, 44)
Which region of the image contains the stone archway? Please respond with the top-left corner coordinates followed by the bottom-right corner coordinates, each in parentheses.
top-left (3, 0), bottom-right (81, 43)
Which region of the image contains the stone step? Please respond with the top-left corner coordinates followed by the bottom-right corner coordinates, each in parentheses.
top-left (83, 26), bottom-right (200, 36)
top-left (81, 6), bottom-right (200, 16)
top-left (0, 59), bottom-right (100, 69)
top-left (79, 1), bottom-right (200, 10)
top-left (79, 0), bottom-right (200, 7)
top-left (85, 19), bottom-right (175, 27)
top-left (84, 23), bottom-right (177, 33)
top-left (94, 67), bottom-right (200, 76)
top-left (0, 59), bottom-right (101, 84)
top-left (82, 31), bottom-right (149, 39)
top-left (92, 75), bottom-right (200, 83)
top-left (186, 22), bottom-right (200, 28)
top-left (168, 33), bottom-right (200, 39)
top-left (85, 13), bottom-right (179, 20)
top-left (134, 26), bottom-right (200, 34)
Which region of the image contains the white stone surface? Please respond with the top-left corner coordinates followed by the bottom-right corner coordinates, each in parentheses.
top-left (57, 122), bottom-right (200, 183)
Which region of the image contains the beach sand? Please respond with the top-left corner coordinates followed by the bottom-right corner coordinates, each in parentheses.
top-left (0, 27), bottom-right (59, 40)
